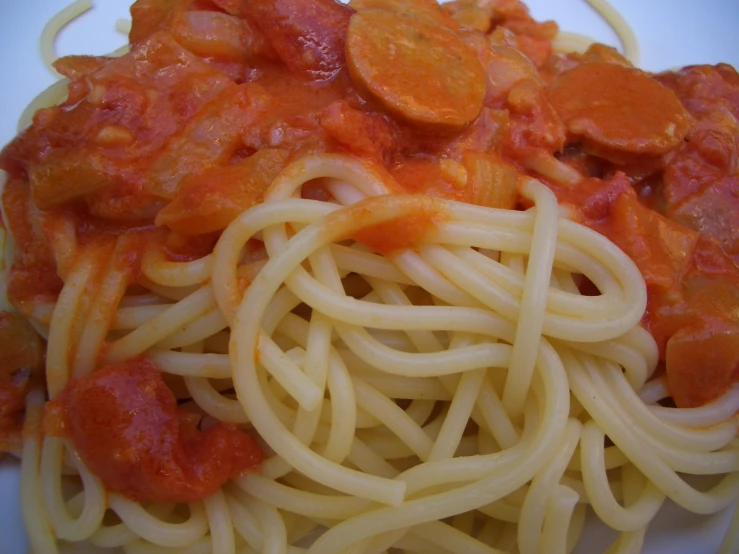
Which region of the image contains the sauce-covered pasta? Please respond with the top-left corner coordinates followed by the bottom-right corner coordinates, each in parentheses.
top-left (0, 1), bottom-right (737, 553)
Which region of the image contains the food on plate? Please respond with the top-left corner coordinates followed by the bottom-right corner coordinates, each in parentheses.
top-left (1, 0), bottom-right (738, 553)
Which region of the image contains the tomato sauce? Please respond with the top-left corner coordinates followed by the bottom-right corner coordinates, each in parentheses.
top-left (542, 58), bottom-right (739, 407)
top-left (0, 311), bottom-right (44, 452)
top-left (44, 357), bottom-right (262, 503)
top-left (353, 202), bottom-right (447, 255)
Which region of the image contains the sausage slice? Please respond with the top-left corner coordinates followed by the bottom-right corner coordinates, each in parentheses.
top-left (346, 9), bottom-right (486, 128)
top-left (548, 62), bottom-right (692, 156)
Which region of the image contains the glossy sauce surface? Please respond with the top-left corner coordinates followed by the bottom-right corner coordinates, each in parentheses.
top-left (44, 357), bottom-right (263, 503)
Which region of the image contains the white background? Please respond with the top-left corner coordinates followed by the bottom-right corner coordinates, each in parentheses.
top-left (0, 1), bottom-right (738, 552)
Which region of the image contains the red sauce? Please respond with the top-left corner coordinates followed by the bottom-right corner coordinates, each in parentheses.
top-left (0, 311), bottom-right (44, 452)
top-left (1, 177), bottom-right (62, 314)
top-left (44, 358), bottom-right (262, 503)
top-left (353, 203), bottom-right (447, 255)
top-left (155, 148), bottom-right (290, 235)
top-left (545, 168), bottom-right (739, 407)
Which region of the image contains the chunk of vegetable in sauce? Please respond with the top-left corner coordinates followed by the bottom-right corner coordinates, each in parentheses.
top-left (156, 148), bottom-right (289, 235)
top-left (45, 357), bottom-right (262, 503)
top-left (666, 320), bottom-right (739, 408)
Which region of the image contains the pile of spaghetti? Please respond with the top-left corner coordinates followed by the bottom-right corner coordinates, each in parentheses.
top-left (1, 0), bottom-right (738, 553)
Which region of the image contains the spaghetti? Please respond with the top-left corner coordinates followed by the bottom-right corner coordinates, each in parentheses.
top-left (1, 0), bottom-right (738, 553)
top-left (585, 0), bottom-right (639, 63)
top-left (39, 0), bottom-right (94, 76)
top-left (551, 0), bottom-right (640, 63)
top-left (12, 152), bottom-right (739, 553)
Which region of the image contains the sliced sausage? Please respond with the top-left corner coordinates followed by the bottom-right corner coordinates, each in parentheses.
top-left (346, 9), bottom-right (486, 128)
top-left (548, 62), bottom-right (693, 157)
top-left (350, 0), bottom-right (459, 30)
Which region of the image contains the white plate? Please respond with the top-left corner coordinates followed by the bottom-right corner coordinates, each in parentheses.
top-left (0, 1), bottom-right (737, 553)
